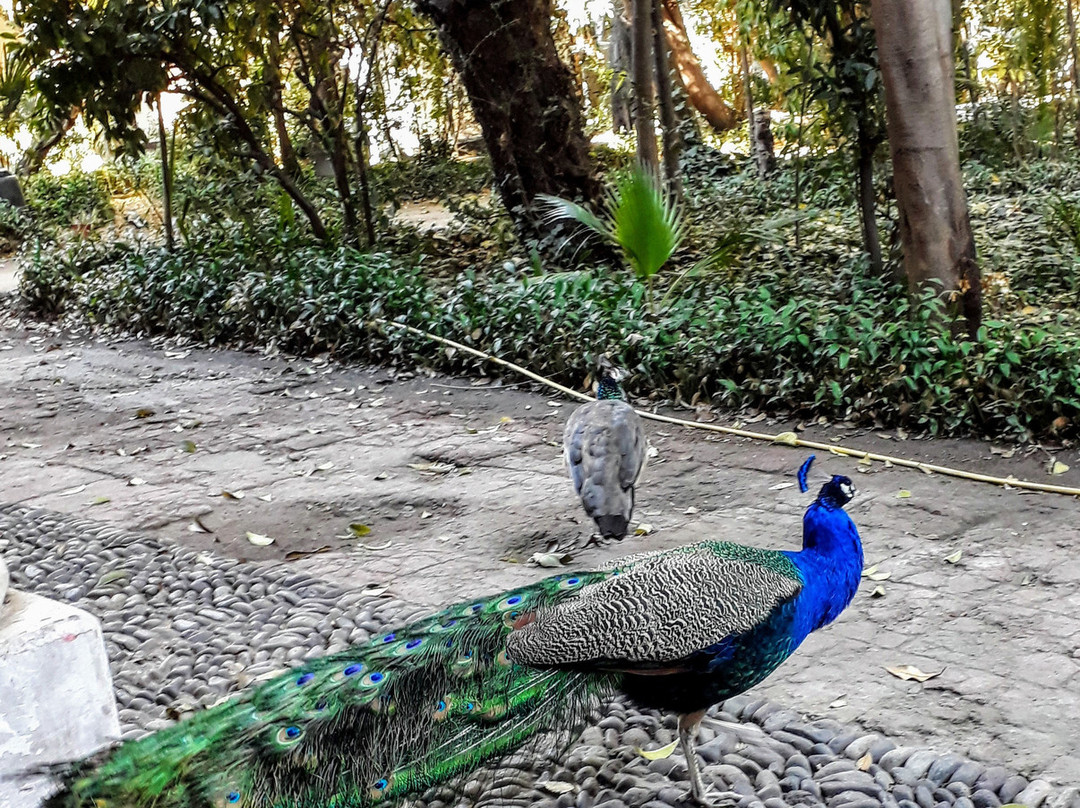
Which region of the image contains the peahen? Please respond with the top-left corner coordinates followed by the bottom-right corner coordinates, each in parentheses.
top-left (44, 463), bottom-right (862, 808)
top-left (563, 356), bottom-right (647, 541)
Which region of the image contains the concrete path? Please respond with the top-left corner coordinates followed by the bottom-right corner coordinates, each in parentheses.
top-left (1, 312), bottom-right (1079, 792)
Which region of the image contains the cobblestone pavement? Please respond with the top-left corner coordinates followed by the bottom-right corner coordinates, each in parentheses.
top-left (1, 316), bottom-right (1079, 797)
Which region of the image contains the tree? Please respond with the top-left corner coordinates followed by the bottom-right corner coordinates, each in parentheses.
top-left (659, 0), bottom-right (738, 132)
top-left (872, 0), bottom-right (981, 335)
top-left (412, 0), bottom-right (601, 241)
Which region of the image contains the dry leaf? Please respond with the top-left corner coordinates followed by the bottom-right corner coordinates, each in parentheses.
top-left (373, 472), bottom-right (389, 480)
top-left (89, 496), bottom-right (111, 506)
top-left (257, 494), bottom-right (273, 502)
top-left (829, 697), bottom-right (847, 708)
top-left (222, 490), bottom-right (245, 500)
top-left (870, 585), bottom-right (886, 598)
top-left (188, 517), bottom-right (213, 534)
top-left (857, 752), bottom-right (872, 771)
top-left (420, 511), bottom-right (433, 519)
top-left (865, 569), bottom-right (891, 582)
top-left (358, 539), bottom-right (393, 551)
top-left (944, 549), bottom-right (963, 564)
top-left (886, 664), bottom-right (944, 683)
top-left (635, 740), bottom-right (679, 761)
top-left (180, 440), bottom-right (197, 453)
top-left (285, 546), bottom-right (332, 561)
top-left (634, 523), bottom-right (653, 536)
top-left (59, 484), bottom-right (87, 497)
top-left (133, 408), bottom-right (155, 419)
top-left (772, 431), bottom-right (799, 446)
top-left (246, 532), bottom-right (275, 547)
top-left (684, 506), bottom-right (699, 514)
top-left (646, 445), bottom-right (660, 459)
top-left (528, 551), bottom-right (571, 568)
top-left (769, 482), bottom-right (795, 491)
top-left (858, 455), bottom-right (872, 466)
top-left (1051, 461), bottom-right (1070, 475)
top-left (128, 477), bottom-right (146, 487)
top-left (349, 523), bottom-right (372, 537)
top-left (897, 490), bottom-right (911, 498)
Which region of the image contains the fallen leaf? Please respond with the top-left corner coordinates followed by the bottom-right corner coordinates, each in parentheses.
top-left (829, 697), bottom-right (847, 708)
top-left (858, 455), bottom-right (872, 466)
top-left (769, 482), bottom-right (795, 491)
top-left (358, 539), bottom-right (393, 551)
top-left (885, 664), bottom-right (944, 683)
top-left (361, 583), bottom-right (388, 596)
top-left (897, 489), bottom-right (911, 498)
top-left (257, 494), bottom-right (273, 502)
top-left (285, 546), bottom-right (332, 561)
top-left (95, 569), bottom-right (130, 588)
top-left (684, 506), bottom-right (699, 514)
top-left (420, 511), bottom-right (432, 519)
top-left (59, 484), bottom-right (87, 497)
top-left (634, 523), bottom-right (653, 536)
top-left (499, 416), bottom-right (514, 424)
top-left (316, 461), bottom-right (334, 471)
top-left (944, 549), bottom-right (963, 564)
top-left (870, 585), bottom-right (886, 598)
top-left (128, 477), bottom-right (146, 487)
top-left (349, 523), bottom-right (372, 537)
top-left (646, 445), bottom-right (660, 459)
top-left (857, 752), bottom-right (872, 771)
top-left (373, 472), bottom-right (389, 480)
top-left (246, 532), bottom-right (275, 547)
top-left (865, 569), bottom-right (891, 581)
top-left (133, 408), bottom-right (155, 419)
top-left (222, 490), bottom-right (245, 500)
top-left (188, 517), bottom-right (213, 534)
top-left (541, 782), bottom-right (576, 795)
top-left (1051, 461), bottom-right (1070, 475)
top-left (528, 551), bottom-right (571, 568)
top-left (180, 440), bottom-right (197, 453)
top-left (635, 740), bottom-right (679, 761)
top-left (89, 496), bottom-right (111, 506)
top-left (772, 431), bottom-right (799, 446)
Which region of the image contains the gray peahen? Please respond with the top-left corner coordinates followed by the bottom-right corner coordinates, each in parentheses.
top-left (563, 356), bottom-right (647, 541)
top-left (41, 459), bottom-right (864, 808)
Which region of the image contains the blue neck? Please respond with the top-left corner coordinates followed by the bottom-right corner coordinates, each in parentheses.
top-left (781, 498), bottom-right (863, 647)
top-left (596, 378), bottom-right (625, 401)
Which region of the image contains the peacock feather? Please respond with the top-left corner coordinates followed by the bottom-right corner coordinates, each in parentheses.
top-left (45, 469), bottom-right (863, 808)
top-left (563, 356), bottom-right (647, 541)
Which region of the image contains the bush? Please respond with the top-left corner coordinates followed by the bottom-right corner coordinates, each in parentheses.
top-left (19, 230), bottom-right (1080, 441)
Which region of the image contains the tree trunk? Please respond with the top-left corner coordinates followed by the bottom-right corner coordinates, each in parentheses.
top-left (652, 0), bottom-right (679, 188)
top-left (1067, 0), bottom-right (1080, 148)
top-left (413, 0), bottom-right (601, 241)
top-left (609, 0), bottom-right (633, 134)
top-left (631, 0), bottom-right (658, 170)
top-left (267, 36), bottom-right (301, 178)
top-left (659, 0), bottom-right (737, 132)
top-left (156, 98), bottom-right (175, 253)
top-left (871, 0), bottom-right (981, 336)
top-left (856, 125), bottom-right (882, 275)
top-left (16, 107), bottom-right (79, 177)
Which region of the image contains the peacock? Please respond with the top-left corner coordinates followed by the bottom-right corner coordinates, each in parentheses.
top-left (563, 356), bottom-right (647, 541)
top-left (44, 459), bottom-right (862, 808)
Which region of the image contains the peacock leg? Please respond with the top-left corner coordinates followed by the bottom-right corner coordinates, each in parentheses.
top-left (678, 710), bottom-right (710, 805)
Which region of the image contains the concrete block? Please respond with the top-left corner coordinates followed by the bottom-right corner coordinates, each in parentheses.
top-left (0, 590), bottom-right (120, 808)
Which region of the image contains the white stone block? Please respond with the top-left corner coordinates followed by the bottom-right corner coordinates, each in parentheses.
top-left (0, 590), bottom-right (120, 808)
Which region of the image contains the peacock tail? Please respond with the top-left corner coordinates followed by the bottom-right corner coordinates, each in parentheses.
top-left (45, 570), bottom-right (621, 808)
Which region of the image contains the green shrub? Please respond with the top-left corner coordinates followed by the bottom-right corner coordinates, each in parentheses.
top-left (23, 170), bottom-right (113, 229)
top-left (20, 231), bottom-right (1080, 441)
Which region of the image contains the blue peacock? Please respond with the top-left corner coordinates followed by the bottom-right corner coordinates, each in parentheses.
top-left (563, 355), bottom-right (647, 541)
top-left (44, 458), bottom-right (863, 808)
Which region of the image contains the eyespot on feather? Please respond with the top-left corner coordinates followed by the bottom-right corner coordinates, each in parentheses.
top-left (369, 776), bottom-right (393, 801)
top-left (275, 725), bottom-right (303, 746)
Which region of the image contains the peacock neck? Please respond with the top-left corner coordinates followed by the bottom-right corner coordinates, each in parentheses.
top-left (596, 379), bottom-right (626, 401)
top-left (781, 499), bottom-right (863, 647)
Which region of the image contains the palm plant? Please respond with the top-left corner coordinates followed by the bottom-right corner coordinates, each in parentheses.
top-left (540, 163), bottom-right (685, 312)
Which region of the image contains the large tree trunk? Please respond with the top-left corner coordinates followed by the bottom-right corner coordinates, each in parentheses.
top-left (1067, 0), bottom-right (1080, 148)
top-left (609, 0), bottom-right (633, 133)
top-left (659, 0), bottom-right (737, 132)
top-left (631, 0), bottom-right (658, 169)
top-left (872, 0), bottom-right (981, 336)
top-left (413, 0), bottom-right (601, 240)
top-left (653, 0), bottom-right (681, 194)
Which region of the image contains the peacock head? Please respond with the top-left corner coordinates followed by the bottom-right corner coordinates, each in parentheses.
top-left (818, 475), bottom-right (856, 508)
top-left (595, 355), bottom-right (629, 401)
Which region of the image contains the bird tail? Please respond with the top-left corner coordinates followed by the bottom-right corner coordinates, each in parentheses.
top-left (44, 574), bottom-right (619, 808)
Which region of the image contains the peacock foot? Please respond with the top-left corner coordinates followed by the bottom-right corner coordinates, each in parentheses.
top-left (677, 784), bottom-right (740, 808)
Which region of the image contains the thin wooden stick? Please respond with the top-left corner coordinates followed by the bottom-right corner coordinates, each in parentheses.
top-left (375, 319), bottom-right (1080, 497)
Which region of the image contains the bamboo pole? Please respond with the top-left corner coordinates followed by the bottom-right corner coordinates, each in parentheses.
top-left (374, 319), bottom-right (1080, 498)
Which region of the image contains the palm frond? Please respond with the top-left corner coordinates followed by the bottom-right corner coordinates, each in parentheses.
top-left (608, 166), bottom-right (685, 281)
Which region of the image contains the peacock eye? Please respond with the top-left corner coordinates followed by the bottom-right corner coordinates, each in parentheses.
top-left (227, 792), bottom-right (241, 804)
top-left (374, 779), bottom-right (388, 790)
top-left (296, 673), bottom-right (314, 686)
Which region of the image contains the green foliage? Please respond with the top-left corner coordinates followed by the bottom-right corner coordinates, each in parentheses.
top-left (369, 145), bottom-right (492, 205)
top-left (23, 170), bottom-right (113, 229)
top-left (20, 212), bottom-right (1080, 441)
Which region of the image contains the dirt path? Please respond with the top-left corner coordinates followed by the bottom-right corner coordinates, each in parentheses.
top-left (2, 312), bottom-right (1079, 791)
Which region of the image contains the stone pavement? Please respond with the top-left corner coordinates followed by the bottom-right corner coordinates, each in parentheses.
top-left (1, 315), bottom-right (1079, 796)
